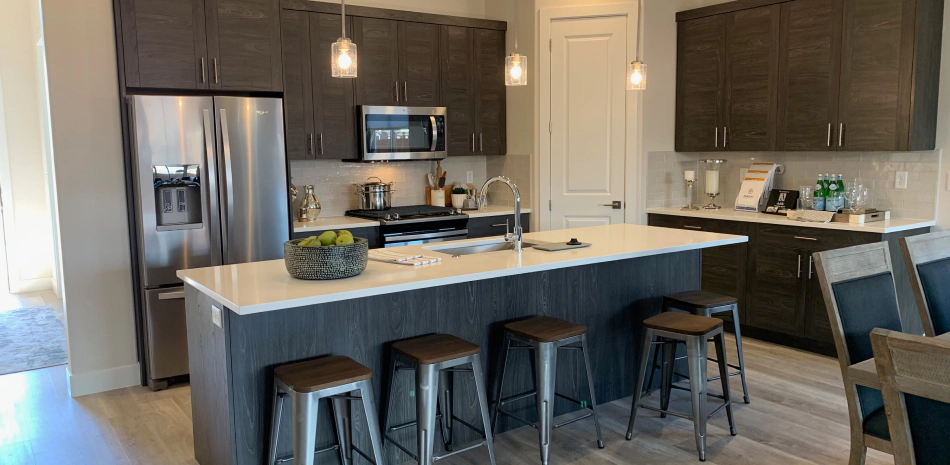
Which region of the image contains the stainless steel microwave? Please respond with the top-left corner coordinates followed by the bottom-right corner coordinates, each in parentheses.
top-left (359, 106), bottom-right (446, 161)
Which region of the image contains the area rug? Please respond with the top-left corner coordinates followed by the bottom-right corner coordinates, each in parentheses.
top-left (0, 307), bottom-right (68, 376)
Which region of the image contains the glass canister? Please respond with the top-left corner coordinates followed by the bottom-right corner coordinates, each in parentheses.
top-left (303, 185), bottom-right (321, 221)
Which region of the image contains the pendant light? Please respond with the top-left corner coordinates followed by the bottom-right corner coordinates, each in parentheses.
top-left (505, 0), bottom-right (527, 86)
top-left (626, 0), bottom-right (647, 90)
top-left (332, 0), bottom-right (357, 78)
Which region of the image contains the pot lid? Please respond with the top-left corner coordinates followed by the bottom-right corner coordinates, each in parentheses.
top-left (355, 176), bottom-right (394, 187)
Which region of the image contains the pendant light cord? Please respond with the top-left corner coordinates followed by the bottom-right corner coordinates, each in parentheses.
top-left (635, 0), bottom-right (643, 62)
top-left (341, 0), bottom-right (347, 39)
top-left (513, 0), bottom-right (519, 53)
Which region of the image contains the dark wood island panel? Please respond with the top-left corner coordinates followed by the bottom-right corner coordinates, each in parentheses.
top-left (185, 250), bottom-right (702, 465)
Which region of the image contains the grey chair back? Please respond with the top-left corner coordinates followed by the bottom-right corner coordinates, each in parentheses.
top-left (900, 231), bottom-right (950, 337)
top-left (870, 329), bottom-right (950, 465)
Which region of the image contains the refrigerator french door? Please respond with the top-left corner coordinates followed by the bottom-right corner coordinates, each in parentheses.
top-left (130, 95), bottom-right (289, 388)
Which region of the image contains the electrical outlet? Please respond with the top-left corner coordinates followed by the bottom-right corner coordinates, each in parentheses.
top-left (896, 171), bottom-right (909, 190)
top-left (466, 170), bottom-right (474, 184)
top-left (212, 305), bottom-right (222, 328)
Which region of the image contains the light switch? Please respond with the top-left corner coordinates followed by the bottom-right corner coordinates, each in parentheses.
top-left (212, 305), bottom-right (222, 328)
top-left (466, 171), bottom-right (474, 184)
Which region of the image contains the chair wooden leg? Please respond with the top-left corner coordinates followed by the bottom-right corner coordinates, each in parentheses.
top-left (848, 438), bottom-right (867, 465)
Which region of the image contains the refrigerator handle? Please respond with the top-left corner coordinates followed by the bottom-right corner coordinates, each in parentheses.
top-left (203, 109), bottom-right (223, 266)
top-left (219, 108), bottom-right (235, 263)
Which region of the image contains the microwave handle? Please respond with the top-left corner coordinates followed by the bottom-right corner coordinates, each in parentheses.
top-left (430, 116), bottom-right (438, 152)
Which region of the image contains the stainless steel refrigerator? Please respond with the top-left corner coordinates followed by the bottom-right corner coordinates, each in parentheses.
top-left (130, 95), bottom-right (289, 389)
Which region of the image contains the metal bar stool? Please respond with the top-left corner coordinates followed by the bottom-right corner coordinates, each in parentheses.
top-left (267, 355), bottom-right (385, 465)
top-left (626, 312), bottom-right (737, 462)
top-left (644, 291), bottom-right (750, 404)
top-left (492, 316), bottom-right (605, 465)
top-left (381, 334), bottom-right (496, 465)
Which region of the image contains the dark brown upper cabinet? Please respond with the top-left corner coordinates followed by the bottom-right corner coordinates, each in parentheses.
top-left (678, 0), bottom-right (943, 152)
top-left (118, 0), bottom-right (282, 92)
top-left (353, 18), bottom-right (442, 106)
top-left (776, 0), bottom-right (843, 151)
top-left (280, 11), bottom-right (356, 160)
top-left (441, 26), bottom-right (507, 156)
top-left (675, 15), bottom-right (726, 152)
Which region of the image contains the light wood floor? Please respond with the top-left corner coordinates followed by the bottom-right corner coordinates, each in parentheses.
top-left (0, 337), bottom-right (892, 465)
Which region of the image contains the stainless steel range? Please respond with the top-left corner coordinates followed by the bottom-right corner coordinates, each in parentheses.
top-left (346, 205), bottom-right (468, 247)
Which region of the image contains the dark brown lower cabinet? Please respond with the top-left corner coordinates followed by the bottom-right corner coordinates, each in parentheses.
top-left (467, 214), bottom-right (531, 239)
top-left (649, 213), bottom-right (930, 355)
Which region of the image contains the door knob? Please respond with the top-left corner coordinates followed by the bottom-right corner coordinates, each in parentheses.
top-left (600, 201), bottom-right (622, 209)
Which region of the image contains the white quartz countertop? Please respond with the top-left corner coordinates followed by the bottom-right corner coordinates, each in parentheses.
top-left (178, 224), bottom-right (746, 315)
top-left (292, 207), bottom-right (532, 233)
top-left (647, 207), bottom-right (935, 234)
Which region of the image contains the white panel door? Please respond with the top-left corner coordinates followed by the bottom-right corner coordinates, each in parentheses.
top-left (549, 15), bottom-right (627, 230)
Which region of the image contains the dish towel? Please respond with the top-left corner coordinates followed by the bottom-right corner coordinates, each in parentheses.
top-left (368, 249), bottom-right (442, 266)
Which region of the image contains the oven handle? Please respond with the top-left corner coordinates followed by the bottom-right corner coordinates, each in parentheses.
top-left (430, 116), bottom-right (438, 152)
top-left (384, 229), bottom-right (469, 243)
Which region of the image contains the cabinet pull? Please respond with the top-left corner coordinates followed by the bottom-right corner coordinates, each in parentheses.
top-left (492, 223), bottom-right (508, 227)
top-left (404, 82), bottom-right (408, 102)
top-left (715, 127), bottom-right (719, 148)
top-left (393, 81), bottom-right (399, 101)
top-left (827, 123), bottom-right (832, 147)
top-left (798, 254), bottom-right (802, 278)
top-left (200, 58), bottom-right (206, 83)
top-left (794, 236), bottom-right (818, 241)
top-left (683, 225), bottom-right (702, 230)
top-left (472, 134), bottom-right (476, 152)
top-left (723, 127), bottom-right (728, 148)
top-left (838, 123), bottom-right (844, 147)
top-left (212, 58), bottom-right (219, 84)
top-left (808, 256), bottom-right (814, 280)
top-left (308, 134), bottom-right (314, 155)
top-left (319, 134), bottom-right (325, 154)
top-left (479, 133), bottom-right (483, 152)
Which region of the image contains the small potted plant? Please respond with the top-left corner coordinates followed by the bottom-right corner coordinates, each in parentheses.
top-left (451, 186), bottom-right (468, 209)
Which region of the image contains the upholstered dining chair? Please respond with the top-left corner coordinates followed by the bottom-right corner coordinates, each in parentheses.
top-left (900, 231), bottom-right (950, 337)
top-left (870, 328), bottom-right (950, 465)
top-left (813, 242), bottom-right (902, 465)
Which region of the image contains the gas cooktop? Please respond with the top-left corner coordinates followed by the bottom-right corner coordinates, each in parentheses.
top-left (345, 205), bottom-right (467, 224)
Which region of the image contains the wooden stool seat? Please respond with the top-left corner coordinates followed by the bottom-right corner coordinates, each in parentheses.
top-left (504, 316), bottom-right (588, 343)
top-left (274, 355), bottom-right (372, 393)
top-left (643, 312), bottom-right (723, 336)
top-left (392, 334), bottom-right (480, 365)
top-left (664, 290), bottom-right (738, 310)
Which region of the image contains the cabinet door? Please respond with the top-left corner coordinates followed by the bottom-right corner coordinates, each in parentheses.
top-left (724, 5), bottom-right (780, 151)
top-left (776, 0), bottom-right (843, 151)
top-left (804, 255), bottom-right (835, 343)
top-left (676, 15), bottom-right (726, 152)
top-left (746, 245), bottom-right (805, 336)
top-left (311, 13), bottom-right (357, 160)
top-left (280, 9), bottom-right (315, 160)
top-left (118, 0), bottom-right (208, 89)
top-left (354, 17), bottom-right (400, 106)
top-left (398, 22), bottom-right (442, 105)
top-left (206, 0), bottom-right (282, 91)
top-left (441, 26), bottom-right (477, 156)
top-left (837, 0), bottom-right (910, 151)
top-left (474, 29), bottom-right (507, 155)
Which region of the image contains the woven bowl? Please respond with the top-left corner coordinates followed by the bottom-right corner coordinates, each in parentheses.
top-left (284, 237), bottom-right (369, 280)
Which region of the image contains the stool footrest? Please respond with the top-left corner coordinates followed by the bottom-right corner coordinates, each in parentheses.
top-left (275, 444), bottom-right (339, 463)
top-left (638, 399), bottom-right (732, 422)
top-left (495, 407), bottom-right (540, 430)
top-left (499, 390), bottom-right (537, 405)
top-left (554, 411), bottom-right (593, 429)
top-left (433, 439), bottom-right (487, 461)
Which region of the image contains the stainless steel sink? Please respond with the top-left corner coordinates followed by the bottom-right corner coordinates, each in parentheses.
top-left (427, 240), bottom-right (536, 256)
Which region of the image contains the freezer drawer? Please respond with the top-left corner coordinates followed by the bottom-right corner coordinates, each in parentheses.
top-left (144, 287), bottom-right (190, 381)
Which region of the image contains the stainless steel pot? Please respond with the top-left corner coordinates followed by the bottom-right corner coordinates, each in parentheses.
top-left (354, 176), bottom-right (395, 210)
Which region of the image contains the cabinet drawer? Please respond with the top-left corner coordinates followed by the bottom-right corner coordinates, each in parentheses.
top-left (467, 214), bottom-right (530, 239)
top-left (647, 214), bottom-right (742, 235)
top-left (755, 224), bottom-right (878, 250)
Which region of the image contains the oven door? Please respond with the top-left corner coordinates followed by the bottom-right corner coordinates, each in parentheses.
top-left (360, 106), bottom-right (446, 161)
top-left (383, 229), bottom-right (469, 248)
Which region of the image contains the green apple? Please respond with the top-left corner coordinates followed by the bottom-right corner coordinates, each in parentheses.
top-left (318, 230), bottom-right (337, 246)
top-left (335, 235), bottom-right (355, 246)
top-left (337, 230), bottom-right (353, 238)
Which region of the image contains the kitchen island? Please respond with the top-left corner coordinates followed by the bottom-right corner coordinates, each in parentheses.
top-left (178, 224), bottom-right (746, 465)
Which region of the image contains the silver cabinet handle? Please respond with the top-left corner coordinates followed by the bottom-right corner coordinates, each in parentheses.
top-left (715, 127), bottom-right (719, 148)
top-left (202, 108), bottom-right (222, 266)
top-left (798, 254), bottom-right (802, 278)
top-left (319, 133), bottom-right (324, 154)
top-left (471, 134), bottom-right (476, 152)
top-left (723, 127), bottom-right (728, 148)
top-left (808, 256), bottom-right (814, 280)
top-left (200, 58), bottom-right (206, 83)
top-left (158, 291), bottom-right (186, 300)
top-left (838, 123), bottom-right (844, 147)
top-left (827, 123), bottom-right (832, 147)
top-left (794, 236), bottom-right (818, 241)
top-left (394, 80), bottom-right (399, 102)
top-left (213, 58), bottom-right (219, 84)
top-left (308, 133), bottom-right (315, 155)
top-left (479, 133), bottom-right (483, 152)
top-left (492, 223), bottom-right (508, 227)
top-left (684, 225), bottom-right (702, 230)
top-left (219, 108), bottom-right (235, 260)
top-left (404, 82), bottom-right (408, 102)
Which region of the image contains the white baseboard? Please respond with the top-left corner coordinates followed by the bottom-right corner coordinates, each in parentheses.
top-left (67, 363), bottom-right (141, 397)
top-left (10, 276), bottom-right (54, 294)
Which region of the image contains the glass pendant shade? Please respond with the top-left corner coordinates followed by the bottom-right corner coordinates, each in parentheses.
top-left (332, 38), bottom-right (357, 78)
top-left (505, 53), bottom-right (527, 86)
top-left (626, 61), bottom-right (647, 90)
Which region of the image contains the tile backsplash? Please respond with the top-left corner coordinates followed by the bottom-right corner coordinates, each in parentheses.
top-left (290, 157), bottom-right (489, 217)
top-left (647, 151), bottom-right (941, 220)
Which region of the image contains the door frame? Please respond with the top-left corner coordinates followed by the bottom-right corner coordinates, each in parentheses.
top-left (538, 2), bottom-right (642, 231)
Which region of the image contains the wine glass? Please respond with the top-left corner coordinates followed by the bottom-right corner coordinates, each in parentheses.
top-left (850, 185), bottom-right (869, 214)
top-left (844, 179), bottom-right (864, 214)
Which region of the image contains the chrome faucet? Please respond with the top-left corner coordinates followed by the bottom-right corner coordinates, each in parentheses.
top-left (479, 176), bottom-right (523, 252)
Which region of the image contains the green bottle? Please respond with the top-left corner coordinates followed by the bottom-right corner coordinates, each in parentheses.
top-left (825, 173), bottom-right (838, 212)
top-left (814, 174), bottom-right (826, 211)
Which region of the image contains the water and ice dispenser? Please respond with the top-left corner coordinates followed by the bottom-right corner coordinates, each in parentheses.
top-left (153, 164), bottom-right (202, 231)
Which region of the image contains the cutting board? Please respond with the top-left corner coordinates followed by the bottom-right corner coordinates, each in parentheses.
top-left (532, 241), bottom-right (592, 252)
